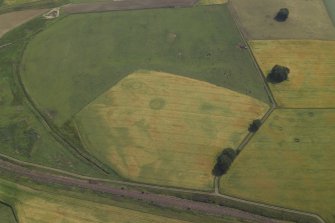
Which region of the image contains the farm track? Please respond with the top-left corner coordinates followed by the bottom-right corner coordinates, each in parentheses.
top-left (62, 0), bottom-right (198, 14)
top-left (0, 1), bottom-right (327, 222)
top-left (0, 43), bottom-right (12, 49)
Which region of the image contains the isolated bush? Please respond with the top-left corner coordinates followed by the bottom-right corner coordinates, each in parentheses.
top-left (275, 8), bottom-right (289, 22)
top-left (212, 148), bottom-right (237, 176)
top-left (248, 119), bottom-right (262, 133)
top-left (267, 65), bottom-right (290, 83)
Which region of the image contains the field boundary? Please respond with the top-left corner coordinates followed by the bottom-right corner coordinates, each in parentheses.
top-left (216, 1), bottom-right (327, 223)
top-left (0, 200), bottom-right (19, 223)
top-left (322, 0), bottom-right (335, 26)
top-left (62, 0), bottom-right (198, 14)
top-left (0, 153), bottom-right (324, 223)
top-left (227, 0), bottom-right (276, 107)
top-left (216, 191), bottom-right (325, 223)
top-left (0, 0), bottom-right (66, 15)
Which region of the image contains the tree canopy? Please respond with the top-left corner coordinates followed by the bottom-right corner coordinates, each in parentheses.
top-left (267, 64), bottom-right (290, 83)
top-left (212, 148), bottom-right (237, 176)
top-left (248, 119), bottom-right (262, 133)
top-left (275, 8), bottom-right (289, 22)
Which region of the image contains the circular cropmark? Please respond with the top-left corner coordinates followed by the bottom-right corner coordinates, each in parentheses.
top-left (149, 98), bottom-right (166, 110)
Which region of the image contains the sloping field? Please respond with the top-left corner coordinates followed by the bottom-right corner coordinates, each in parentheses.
top-left (220, 109), bottom-right (335, 223)
top-left (0, 9), bottom-right (45, 38)
top-left (0, 17), bottom-right (113, 179)
top-left (0, 178), bottom-right (253, 223)
top-left (21, 5), bottom-right (269, 126)
top-left (324, 0), bottom-right (335, 25)
top-left (250, 40), bottom-right (335, 108)
top-left (16, 197), bottom-right (190, 223)
top-left (75, 71), bottom-right (269, 190)
top-left (0, 180), bottom-right (190, 223)
top-left (230, 0), bottom-right (335, 40)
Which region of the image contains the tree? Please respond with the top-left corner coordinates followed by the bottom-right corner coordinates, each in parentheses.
top-left (267, 64), bottom-right (290, 83)
top-left (248, 119), bottom-right (262, 132)
top-left (212, 156), bottom-right (232, 176)
top-left (275, 8), bottom-right (289, 22)
top-left (220, 148), bottom-right (236, 161)
top-left (212, 148), bottom-right (237, 176)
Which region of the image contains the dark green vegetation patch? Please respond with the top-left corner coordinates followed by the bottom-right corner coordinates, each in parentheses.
top-left (0, 202), bottom-right (16, 223)
top-left (324, 0), bottom-right (335, 25)
top-left (21, 5), bottom-right (269, 126)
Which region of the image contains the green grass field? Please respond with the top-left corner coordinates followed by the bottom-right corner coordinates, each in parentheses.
top-left (0, 17), bottom-right (116, 179)
top-left (324, 0), bottom-right (335, 25)
top-left (21, 5), bottom-right (269, 126)
top-left (0, 202), bottom-right (16, 223)
top-left (220, 109), bottom-right (335, 222)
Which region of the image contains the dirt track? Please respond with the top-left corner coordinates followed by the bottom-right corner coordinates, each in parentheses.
top-left (0, 159), bottom-right (280, 223)
top-left (62, 0), bottom-right (197, 14)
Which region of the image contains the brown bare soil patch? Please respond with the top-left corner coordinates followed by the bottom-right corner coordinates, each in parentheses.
top-left (0, 9), bottom-right (46, 38)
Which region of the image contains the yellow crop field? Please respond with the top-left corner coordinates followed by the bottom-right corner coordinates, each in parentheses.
top-left (250, 40), bottom-right (335, 108)
top-left (197, 0), bottom-right (228, 5)
top-left (220, 109), bottom-right (335, 222)
top-left (75, 70), bottom-right (269, 190)
top-left (16, 197), bottom-right (190, 223)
